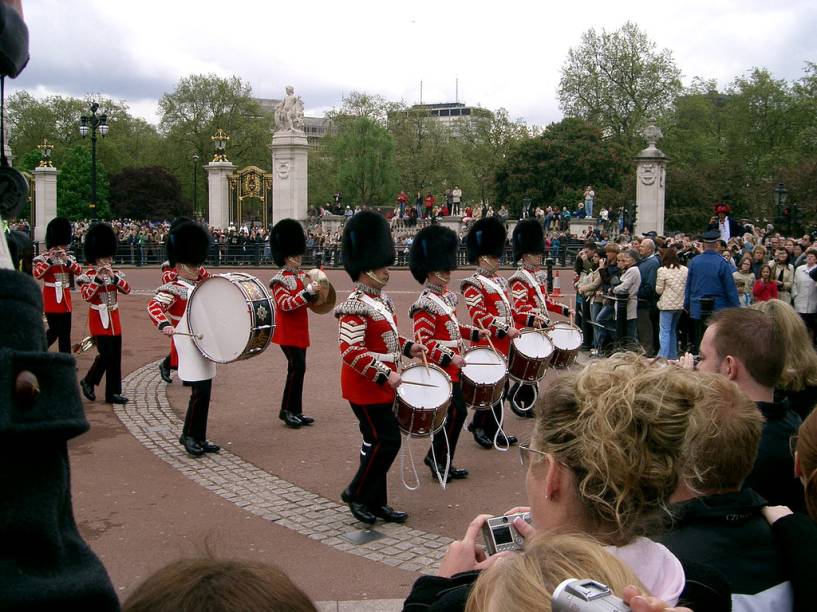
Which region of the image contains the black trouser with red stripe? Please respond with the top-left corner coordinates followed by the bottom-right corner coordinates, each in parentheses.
top-left (429, 382), bottom-right (467, 464)
top-left (182, 379), bottom-right (212, 442)
top-left (84, 335), bottom-right (122, 400)
top-left (45, 312), bottom-right (72, 353)
top-left (348, 402), bottom-right (401, 509)
top-left (279, 345), bottom-right (306, 416)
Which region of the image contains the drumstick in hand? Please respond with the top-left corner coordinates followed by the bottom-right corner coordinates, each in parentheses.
top-left (174, 331), bottom-right (203, 340)
top-left (415, 331), bottom-right (431, 373)
top-left (477, 323), bottom-right (500, 358)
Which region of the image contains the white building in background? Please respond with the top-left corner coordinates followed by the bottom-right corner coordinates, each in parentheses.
top-left (256, 98), bottom-right (331, 146)
top-left (408, 102), bottom-right (492, 127)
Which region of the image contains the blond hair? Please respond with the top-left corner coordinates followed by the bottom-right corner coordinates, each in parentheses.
top-left (532, 353), bottom-right (702, 545)
top-left (683, 373), bottom-right (764, 492)
top-left (798, 411), bottom-right (817, 521)
top-left (465, 533), bottom-right (646, 612)
top-left (749, 299), bottom-right (817, 390)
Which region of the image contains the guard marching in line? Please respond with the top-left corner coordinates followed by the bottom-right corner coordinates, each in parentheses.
top-left (508, 219), bottom-right (572, 416)
top-left (269, 218), bottom-right (318, 429)
top-left (461, 216), bottom-right (520, 449)
top-left (33, 217), bottom-right (82, 353)
top-left (147, 221), bottom-right (218, 457)
top-left (335, 211), bottom-right (425, 524)
top-left (77, 223), bottom-right (131, 405)
top-left (408, 224), bottom-right (488, 481)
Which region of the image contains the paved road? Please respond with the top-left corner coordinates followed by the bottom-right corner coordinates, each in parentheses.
top-left (65, 267), bottom-right (579, 605)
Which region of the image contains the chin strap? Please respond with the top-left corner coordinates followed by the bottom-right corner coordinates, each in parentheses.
top-left (365, 270), bottom-right (386, 286)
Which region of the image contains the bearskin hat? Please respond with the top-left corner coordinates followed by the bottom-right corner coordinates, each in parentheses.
top-left (466, 216), bottom-right (506, 264)
top-left (45, 217), bottom-right (72, 249)
top-left (512, 219), bottom-right (545, 263)
top-left (166, 221), bottom-right (210, 267)
top-left (83, 223), bottom-right (118, 264)
top-left (270, 218), bottom-right (306, 267)
top-left (409, 225), bottom-right (458, 284)
top-left (342, 211), bottom-right (394, 281)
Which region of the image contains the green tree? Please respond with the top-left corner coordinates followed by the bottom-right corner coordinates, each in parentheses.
top-left (57, 145), bottom-right (111, 219)
top-left (109, 166), bottom-right (192, 219)
top-left (558, 21), bottom-right (682, 148)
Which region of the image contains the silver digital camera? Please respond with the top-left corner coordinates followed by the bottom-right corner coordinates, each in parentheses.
top-left (481, 512), bottom-right (531, 556)
top-left (552, 579), bottom-right (629, 611)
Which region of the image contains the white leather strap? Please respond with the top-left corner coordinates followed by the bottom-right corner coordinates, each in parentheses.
top-left (522, 269), bottom-right (549, 311)
top-left (477, 274), bottom-right (512, 315)
top-left (360, 293), bottom-right (399, 336)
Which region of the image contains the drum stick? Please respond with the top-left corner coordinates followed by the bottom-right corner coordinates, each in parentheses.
top-left (477, 323), bottom-right (501, 358)
top-left (415, 331), bottom-right (431, 373)
top-left (464, 362), bottom-right (502, 366)
top-left (400, 380), bottom-right (438, 388)
top-left (174, 331), bottom-right (203, 340)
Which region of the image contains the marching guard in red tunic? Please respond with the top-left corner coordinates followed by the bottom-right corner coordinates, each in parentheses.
top-left (409, 225), bottom-right (488, 481)
top-left (335, 211), bottom-right (425, 525)
top-left (147, 221), bottom-right (217, 457)
top-left (508, 219), bottom-right (572, 416)
top-left (77, 223), bottom-right (130, 405)
top-left (269, 218), bottom-right (318, 428)
top-left (32, 217), bottom-right (82, 353)
top-left (460, 216), bottom-right (520, 449)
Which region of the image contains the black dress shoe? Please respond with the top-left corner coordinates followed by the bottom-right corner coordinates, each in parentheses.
top-left (500, 434), bottom-right (518, 447)
top-left (373, 505), bottom-right (408, 523)
top-left (159, 361), bottom-right (172, 383)
top-left (472, 428), bottom-right (494, 449)
top-left (279, 410), bottom-right (302, 428)
top-left (199, 440), bottom-right (220, 453)
top-left (448, 466), bottom-right (469, 479)
top-left (179, 435), bottom-right (205, 457)
top-left (295, 414), bottom-right (314, 425)
top-left (80, 379), bottom-right (96, 402)
top-left (349, 502), bottom-right (377, 524)
top-left (106, 394), bottom-right (129, 405)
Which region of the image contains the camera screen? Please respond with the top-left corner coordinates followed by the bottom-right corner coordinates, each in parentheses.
top-left (492, 526), bottom-right (514, 545)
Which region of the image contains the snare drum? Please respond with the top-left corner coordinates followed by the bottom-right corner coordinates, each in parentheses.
top-left (187, 272), bottom-right (275, 363)
top-left (460, 347), bottom-right (508, 410)
top-left (394, 363), bottom-right (452, 438)
top-left (508, 329), bottom-right (554, 382)
top-left (548, 322), bottom-right (583, 368)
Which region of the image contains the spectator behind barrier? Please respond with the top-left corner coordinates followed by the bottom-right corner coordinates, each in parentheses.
top-left (690, 307), bottom-right (804, 511)
top-left (123, 558), bottom-right (316, 612)
top-left (661, 373), bottom-right (792, 610)
top-left (750, 298), bottom-right (817, 420)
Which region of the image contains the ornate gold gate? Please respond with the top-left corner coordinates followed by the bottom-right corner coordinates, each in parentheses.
top-left (227, 165), bottom-right (273, 227)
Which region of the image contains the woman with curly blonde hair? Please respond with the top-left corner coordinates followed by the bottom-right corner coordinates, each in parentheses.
top-left (750, 298), bottom-right (817, 418)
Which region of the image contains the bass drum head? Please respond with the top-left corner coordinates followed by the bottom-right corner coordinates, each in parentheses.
top-left (188, 276), bottom-right (253, 363)
top-left (549, 323), bottom-right (583, 351)
top-left (462, 347), bottom-right (506, 384)
top-left (513, 330), bottom-right (554, 358)
top-left (397, 364), bottom-right (451, 409)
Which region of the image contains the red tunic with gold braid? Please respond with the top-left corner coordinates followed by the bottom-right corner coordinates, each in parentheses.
top-left (32, 253), bottom-right (82, 313)
top-left (509, 265), bottom-right (569, 328)
top-left (77, 267), bottom-right (131, 336)
top-left (335, 284), bottom-right (413, 405)
top-left (160, 261), bottom-right (208, 285)
top-left (147, 271), bottom-right (208, 332)
top-left (460, 269), bottom-right (513, 357)
top-left (270, 268), bottom-right (312, 348)
top-left (410, 284), bottom-right (479, 383)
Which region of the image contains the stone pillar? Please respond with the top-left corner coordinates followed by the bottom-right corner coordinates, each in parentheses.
top-left (634, 121), bottom-right (667, 236)
top-left (33, 165), bottom-right (58, 244)
top-left (271, 131), bottom-right (309, 223)
top-left (205, 161), bottom-right (235, 230)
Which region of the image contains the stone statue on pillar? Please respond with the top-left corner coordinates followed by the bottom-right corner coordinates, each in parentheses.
top-left (271, 86), bottom-right (309, 223)
top-left (274, 86), bottom-right (305, 133)
top-left (634, 119), bottom-right (667, 236)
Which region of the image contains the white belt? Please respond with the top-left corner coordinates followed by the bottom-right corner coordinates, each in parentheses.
top-left (371, 352), bottom-right (400, 362)
top-left (90, 303), bottom-right (118, 312)
top-left (437, 340), bottom-right (459, 348)
top-left (43, 282), bottom-right (67, 288)
top-left (168, 313), bottom-right (182, 321)
top-left (44, 281), bottom-right (67, 304)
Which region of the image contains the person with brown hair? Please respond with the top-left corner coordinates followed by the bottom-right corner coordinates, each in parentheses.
top-left (792, 247), bottom-right (817, 344)
top-left (750, 299), bottom-right (817, 419)
top-left (122, 558), bottom-right (316, 612)
top-left (732, 255), bottom-right (755, 306)
top-left (655, 247), bottom-right (687, 359)
top-left (752, 264), bottom-right (778, 303)
top-left (685, 307), bottom-right (804, 511)
top-left (661, 373), bottom-right (793, 609)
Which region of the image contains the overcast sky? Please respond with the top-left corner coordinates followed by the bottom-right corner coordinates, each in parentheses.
top-left (11, 0), bottom-right (817, 127)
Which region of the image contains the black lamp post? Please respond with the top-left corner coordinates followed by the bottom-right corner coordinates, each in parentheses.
top-left (773, 183), bottom-right (789, 233)
top-left (79, 102), bottom-right (108, 216)
top-left (192, 153), bottom-right (200, 216)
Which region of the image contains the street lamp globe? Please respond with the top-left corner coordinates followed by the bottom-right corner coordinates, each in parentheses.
top-left (79, 116), bottom-right (89, 137)
top-left (99, 114), bottom-right (109, 137)
top-left (773, 183), bottom-right (788, 208)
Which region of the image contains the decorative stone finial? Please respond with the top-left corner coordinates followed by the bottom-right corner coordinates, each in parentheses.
top-left (641, 119), bottom-right (663, 148)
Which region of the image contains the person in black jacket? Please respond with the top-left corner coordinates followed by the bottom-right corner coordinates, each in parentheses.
top-left (660, 372), bottom-right (793, 609)
top-left (708, 202), bottom-right (745, 243)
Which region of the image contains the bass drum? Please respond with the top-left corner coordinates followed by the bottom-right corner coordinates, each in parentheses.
top-left (394, 363), bottom-right (452, 438)
top-left (187, 272), bottom-right (275, 363)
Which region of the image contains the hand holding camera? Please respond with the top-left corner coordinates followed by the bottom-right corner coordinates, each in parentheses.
top-left (438, 514), bottom-right (514, 578)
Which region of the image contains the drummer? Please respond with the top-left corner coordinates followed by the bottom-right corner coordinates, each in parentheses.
top-left (147, 221), bottom-right (218, 458)
top-left (408, 225), bottom-right (489, 482)
top-left (335, 211), bottom-right (426, 525)
top-left (508, 219), bottom-right (572, 417)
top-left (461, 216), bottom-right (521, 449)
top-left (269, 218), bottom-right (319, 429)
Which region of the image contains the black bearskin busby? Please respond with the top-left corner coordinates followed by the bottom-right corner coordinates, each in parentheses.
top-left (83, 223), bottom-right (118, 264)
top-left (409, 225), bottom-right (458, 284)
top-left (167, 221), bottom-right (210, 267)
top-left (342, 211), bottom-right (394, 281)
top-left (512, 219), bottom-right (545, 263)
top-left (466, 216), bottom-right (506, 264)
top-left (45, 217), bottom-right (72, 249)
top-left (271, 218), bottom-right (306, 267)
